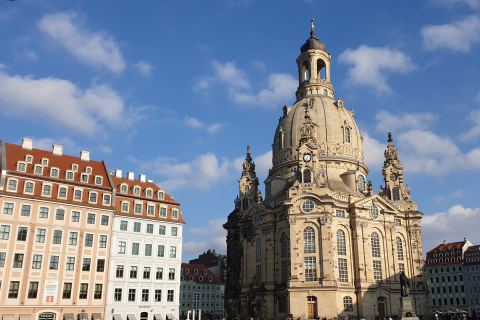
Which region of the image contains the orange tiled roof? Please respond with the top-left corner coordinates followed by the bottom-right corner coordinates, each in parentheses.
top-left (425, 240), bottom-right (467, 266)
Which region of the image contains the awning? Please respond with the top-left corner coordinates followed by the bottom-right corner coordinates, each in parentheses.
top-left (112, 315), bottom-right (122, 320)
top-left (166, 314), bottom-right (175, 320)
top-left (92, 314), bottom-right (101, 320)
top-left (3, 315), bottom-right (14, 320)
top-left (20, 315), bottom-right (31, 320)
top-left (154, 315), bottom-right (163, 320)
top-left (127, 315), bottom-right (137, 320)
top-left (79, 313), bottom-right (88, 320)
top-left (64, 314), bottom-right (74, 320)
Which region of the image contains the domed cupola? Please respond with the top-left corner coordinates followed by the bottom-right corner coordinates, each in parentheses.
top-left (300, 19), bottom-right (326, 53)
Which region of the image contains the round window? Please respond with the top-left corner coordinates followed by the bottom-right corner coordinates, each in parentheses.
top-left (302, 200), bottom-right (315, 213)
top-left (370, 204), bottom-right (379, 219)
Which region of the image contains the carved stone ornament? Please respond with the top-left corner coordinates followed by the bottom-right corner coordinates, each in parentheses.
top-left (241, 219), bottom-right (255, 241)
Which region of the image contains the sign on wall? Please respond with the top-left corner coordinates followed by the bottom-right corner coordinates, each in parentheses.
top-left (43, 281), bottom-right (58, 303)
top-left (38, 312), bottom-right (56, 320)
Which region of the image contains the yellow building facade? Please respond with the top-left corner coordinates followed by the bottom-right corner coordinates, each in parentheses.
top-left (224, 21), bottom-right (428, 320)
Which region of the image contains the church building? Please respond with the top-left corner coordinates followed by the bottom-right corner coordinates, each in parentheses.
top-left (224, 21), bottom-right (428, 320)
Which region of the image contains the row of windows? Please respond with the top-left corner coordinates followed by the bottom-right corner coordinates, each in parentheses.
top-left (16, 161), bottom-right (103, 185)
top-left (428, 266), bottom-right (463, 273)
top-left (180, 275), bottom-right (214, 282)
top-left (4, 179), bottom-right (112, 204)
top-left (430, 285), bottom-right (465, 294)
top-left (0, 252), bottom-right (106, 272)
top-left (6, 280), bottom-right (104, 300)
top-left (429, 275), bottom-right (464, 283)
top-left (0, 225), bottom-right (108, 247)
top-left (117, 241), bottom-right (177, 258)
top-left (119, 183), bottom-right (165, 200)
top-left (119, 201), bottom-right (178, 219)
top-left (432, 297), bottom-right (466, 306)
top-left (113, 288), bottom-right (174, 302)
top-left (119, 220), bottom-right (178, 236)
top-left (115, 265), bottom-right (176, 280)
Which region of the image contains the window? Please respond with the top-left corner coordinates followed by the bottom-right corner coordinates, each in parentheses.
top-left (134, 222), bottom-right (141, 232)
top-left (145, 244), bottom-right (152, 256)
top-left (134, 186), bottom-right (141, 195)
top-left (337, 229), bottom-right (347, 256)
top-left (169, 268), bottom-right (175, 280)
top-left (82, 258), bottom-right (91, 271)
top-left (87, 212), bottom-right (95, 224)
top-left (17, 227), bottom-right (28, 241)
top-left (146, 188), bottom-right (153, 198)
top-left (71, 211), bottom-right (80, 222)
top-left (79, 283), bottom-right (88, 299)
top-left (304, 257), bottom-right (316, 281)
top-left (343, 296), bottom-right (353, 311)
top-left (303, 168), bottom-right (312, 183)
top-left (158, 191), bottom-right (165, 200)
top-left (73, 189), bottom-right (82, 200)
top-left (24, 181), bottom-right (34, 194)
top-left (392, 187), bottom-right (401, 201)
top-left (396, 237), bottom-right (404, 261)
top-left (304, 227), bottom-right (316, 253)
top-left (167, 290), bottom-right (174, 302)
top-left (157, 245), bottom-right (165, 257)
top-left (49, 255), bottom-right (59, 270)
top-left (344, 127), bottom-right (351, 143)
top-left (0, 225), bottom-right (11, 240)
top-left (66, 257), bottom-right (75, 271)
top-left (17, 162), bottom-right (27, 172)
top-left (101, 215), bottom-right (109, 226)
top-left (102, 194), bottom-right (111, 206)
top-left (62, 283), bottom-right (72, 299)
top-left (156, 267), bottom-right (163, 280)
top-left (42, 158), bottom-right (49, 166)
top-left (7, 179), bottom-right (17, 191)
top-left (80, 174), bottom-right (88, 183)
top-left (256, 238), bottom-right (262, 262)
top-left (132, 243), bottom-right (140, 255)
top-left (357, 175), bottom-right (366, 193)
top-left (373, 260), bottom-right (383, 281)
top-left (89, 192), bottom-right (97, 203)
top-left (13, 253), bottom-right (24, 268)
top-left (172, 209), bottom-right (179, 219)
top-left (171, 226), bottom-right (178, 236)
top-left (130, 266), bottom-right (138, 279)
top-left (36, 228), bottom-right (46, 243)
top-left (147, 205), bottom-right (155, 215)
top-left (85, 167), bottom-right (92, 174)
top-left (370, 204), bottom-right (379, 219)
top-left (335, 209), bottom-right (345, 218)
top-left (146, 224), bottom-right (154, 234)
top-left (134, 203), bottom-right (142, 214)
top-left (68, 232), bottom-right (78, 245)
top-left (121, 201), bottom-right (129, 212)
top-left (338, 258), bottom-right (348, 282)
top-left (170, 246), bottom-right (177, 258)
top-left (0, 252), bottom-right (6, 267)
top-left (301, 200), bottom-right (315, 213)
top-left (55, 209), bottom-right (65, 220)
top-left (18, 204), bottom-right (31, 217)
top-left (371, 232), bottom-right (381, 257)
top-left (42, 184), bottom-right (51, 196)
top-left (50, 168), bottom-right (59, 178)
top-left (96, 259), bottom-right (105, 272)
top-left (31, 255), bottom-right (42, 269)
top-left (142, 289), bottom-right (149, 302)
top-left (84, 233), bottom-right (93, 247)
top-left (99, 235), bottom-right (107, 248)
top-left (34, 165), bottom-right (43, 175)
top-left (155, 289), bottom-right (162, 302)
top-left (66, 171), bottom-right (74, 180)
top-left (94, 284), bottom-right (102, 299)
top-left (95, 176), bottom-right (103, 185)
top-left (118, 241), bottom-right (126, 254)
top-left (116, 265), bottom-right (124, 278)
top-left (160, 207), bottom-right (167, 217)
top-left (8, 281), bottom-right (20, 298)
top-left (120, 184), bottom-right (128, 193)
top-left (115, 219), bottom-right (127, 232)
top-left (128, 289), bottom-right (136, 302)
top-left (394, 218), bottom-right (401, 226)
top-left (3, 202), bottom-right (14, 215)
top-left (281, 232), bottom-right (289, 258)
top-left (53, 230), bottom-right (62, 244)
top-left (143, 267), bottom-right (151, 279)
top-left (159, 225), bottom-right (166, 235)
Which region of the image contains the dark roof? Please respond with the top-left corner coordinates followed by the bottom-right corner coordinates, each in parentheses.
top-left (300, 31), bottom-right (326, 53)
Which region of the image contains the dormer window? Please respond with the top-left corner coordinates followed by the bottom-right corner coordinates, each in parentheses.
top-left (50, 168), bottom-right (59, 178)
top-left (85, 167), bottom-right (92, 174)
top-left (146, 188), bottom-right (153, 198)
top-left (25, 155), bottom-right (33, 163)
top-left (34, 165), bottom-right (43, 175)
top-left (80, 173), bottom-right (89, 183)
top-left (66, 171), bottom-right (74, 180)
top-left (95, 176), bottom-right (103, 186)
top-left (42, 158), bottom-right (49, 166)
top-left (133, 186), bottom-right (141, 196)
top-left (120, 184), bottom-right (128, 194)
top-left (17, 162), bottom-right (27, 172)
top-left (172, 209), bottom-right (179, 220)
top-left (71, 164), bottom-right (78, 171)
top-left (158, 191), bottom-right (165, 200)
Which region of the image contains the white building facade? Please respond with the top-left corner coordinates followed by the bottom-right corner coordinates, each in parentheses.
top-left (105, 172), bottom-right (184, 320)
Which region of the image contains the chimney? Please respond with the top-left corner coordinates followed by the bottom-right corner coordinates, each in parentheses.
top-left (127, 172), bottom-right (134, 180)
top-left (147, 179), bottom-right (153, 183)
top-left (80, 151), bottom-right (90, 161)
top-left (21, 138), bottom-right (33, 150)
top-left (52, 144), bottom-right (63, 155)
top-left (115, 169), bottom-right (122, 178)
top-left (139, 174), bottom-right (146, 182)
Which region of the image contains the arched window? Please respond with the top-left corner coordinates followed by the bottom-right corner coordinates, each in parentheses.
top-left (304, 227), bottom-right (316, 253)
top-left (133, 186), bottom-right (141, 196)
top-left (337, 230), bottom-right (346, 256)
top-left (317, 59), bottom-right (326, 80)
top-left (281, 232), bottom-right (289, 258)
top-left (370, 204), bottom-right (379, 219)
top-left (343, 296), bottom-right (353, 311)
top-left (371, 232), bottom-right (382, 280)
top-left (120, 184), bottom-right (128, 194)
top-left (371, 232), bottom-right (381, 258)
top-left (344, 127), bottom-right (351, 143)
top-left (396, 237), bottom-right (404, 261)
top-left (357, 175), bottom-right (365, 193)
top-left (256, 238), bottom-right (262, 262)
top-left (392, 187), bottom-right (401, 201)
top-left (304, 63), bottom-right (311, 81)
top-left (303, 168), bottom-right (312, 183)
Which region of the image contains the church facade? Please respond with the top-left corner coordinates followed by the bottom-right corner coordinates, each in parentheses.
top-left (224, 22), bottom-right (428, 320)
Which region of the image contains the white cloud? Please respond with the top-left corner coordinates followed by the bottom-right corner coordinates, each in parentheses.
top-left (38, 12), bottom-right (126, 73)
top-left (194, 61), bottom-right (296, 108)
top-left (14, 50), bottom-right (38, 62)
top-left (375, 110), bottom-right (437, 133)
top-left (33, 136), bottom-right (77, 152)
top-left (421, 15), bottom-right (480, 53)
top-left (0, 67), bottom-right (133, 135)
top-left (461, 108), bottom-right (480, 141)
top-left (134, 60), bottom-right (153, 76)
top-left (422, 205), bottom-right (480, 254)
top-left (183, 219), bottom-right (227, 258)
top-left (362, 131), bottom-right (386, 169)
top-left (184, 116), bottom-right (223, 134)
top-left (184, 117), bottom-right (204, 129)
top-left (339, 45), bottom-right (415, 93)
top-left (431, 0), bottom-right (479, 8)
top-left (254, 150), bottom-right (272, 178)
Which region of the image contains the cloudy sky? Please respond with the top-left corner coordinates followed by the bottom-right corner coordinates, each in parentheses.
top-left (1, 0), bottom-right (479, 260)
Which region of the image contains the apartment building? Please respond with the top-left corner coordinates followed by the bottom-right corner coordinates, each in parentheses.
top-left (104, 170), bottom-right (184, 320)
top-left (0, 138), bottom-right (114, 320)
top-left (464, 245), bottom-right (480, 317)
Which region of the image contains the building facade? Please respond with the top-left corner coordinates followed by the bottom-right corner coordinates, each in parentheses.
top-left (464, 245), bottom-right (480, 318)
top-left (104, 171), bottom-right (184, 320)
top-left (189, 250), bottom-right (226, 282)
top-left (180, 263), bottom-right (224, 320)
top-left (224, 22), bottom-right (428, 320)
top-left (0, 138), bottom-right (114, 320)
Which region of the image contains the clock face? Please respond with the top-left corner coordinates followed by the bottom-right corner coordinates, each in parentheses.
top-left (390, 173), bottom-right (398, 181)
top-left (303, 153), bottom-right (312, 162)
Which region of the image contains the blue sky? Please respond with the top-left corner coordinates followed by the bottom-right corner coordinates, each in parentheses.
top-left (1, 0), bottom-right (480, 260)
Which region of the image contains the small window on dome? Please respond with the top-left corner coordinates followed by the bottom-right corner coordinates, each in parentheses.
top-left (303, 168), bottom-right (312, 183)
top-left (357, 175), bottom-right (365, 192)
top-left (344, 127), bottom-right (351, 143)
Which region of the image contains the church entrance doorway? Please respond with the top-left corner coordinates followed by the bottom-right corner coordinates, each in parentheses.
top-left (377, 297), bottom-right (386, 320)
top-left (307, 296), bottom-right (318, 319)
top-left (140, 312), bottom-right (148, 320)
